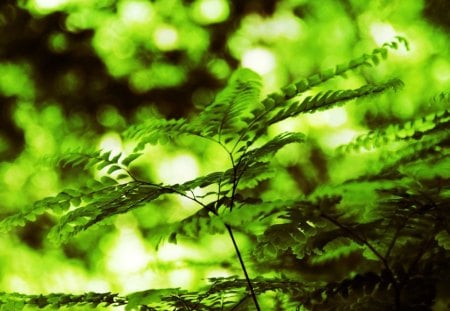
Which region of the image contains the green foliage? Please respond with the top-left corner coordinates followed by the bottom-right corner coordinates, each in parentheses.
top-left (1, 37), bottom-right (450, 310)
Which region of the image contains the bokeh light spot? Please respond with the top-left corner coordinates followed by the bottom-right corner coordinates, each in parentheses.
top-left (370, 22), bottom-right (396, 46)
top-left (157, 154), bottom-right (199, 184)
top-left (119, 0), bottom-right (153, 25)
top-left (48, 32), bottom-right (68, 53)
top-left (33, 0), bottom-right (68, 11)
top-left (107, 228), bottom-right (151, 274)
top-left (0, 63), bottom-right (34, 99)
top-left (307, 107), bottom-right (348, 127)
top-left (207, 59), bottom-right (230, 80)
top-left (99, 132), bottom-right (123, 154)
top-left (192, 0), bottom-right (230, 24)
top-left (322, 129), bottom-right (360, 149)
top-left (97, 105), bottom-right (126, 129)
top-left (242, 48), bottom-right (276, 75)
top-left (168, 268), bottom-right (194, 288)
top-left (153, 25), bottom-right (179, 51)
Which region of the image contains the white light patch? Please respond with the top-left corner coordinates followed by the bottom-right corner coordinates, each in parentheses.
top-left (242, 48), bottom-right (276, 75)
top-left (271, 118), bottom-right (299, 133)
top-left (168, 268), bottom-right (194, 288)
top-left (153, 26), bottom-right (179, 51)
top-left (157, 243), bottom-right (186, 262)
top-left (7, 276), bottom-right (31, 292)
top-left (121, 270), bottom-right (157, 292)
top-left (370, 22), bottom-right (396, 46)
top-left (157, 154), bottom-right (199, 184)
top-left (198, 0), bottom-right (229, 23)
top-left (99, 132), bottom-right (123, 154)
top-left (107, 229), bottom-right (151, 274)
top-left (322, 129), bottom-right (359, 149)
top-left (119, 0), bottom-right (153, 24)
top-left (205, 268), bottom-right (231, 279)
top-left (52, 269), bottom-right (87, 291)
top-left (307, 107), bottom-right (348, 127)
top-left (34, 0), bottom-right (68, 10)
top-left (86, 279), bottom-right (110, 292)
top-left (325, 107), bottom-right (348, 127)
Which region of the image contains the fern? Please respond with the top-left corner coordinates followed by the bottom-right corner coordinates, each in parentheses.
top-left (2, 37), bottom-right (450, 310)
top-left (191, 68), bottom-right (262, 142)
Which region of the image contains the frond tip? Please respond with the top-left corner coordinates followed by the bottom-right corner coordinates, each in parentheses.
top-left (192, 68), bottom-right (262, 141)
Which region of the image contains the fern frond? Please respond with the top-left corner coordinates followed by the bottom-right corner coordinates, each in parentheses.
top-left (238, 79), bottom-right (403, 146)
top-left (241, 132), bottom-right (306, 161)
top-left (58, 149), bottom-right (136, 178)
top-left (269, 79), bottom-right (404, 125)
top-left (175, 171), bottom-right (228, 191)
top-left (191, 68), bottom-right (262, 142)
top-left (301, 272), bottom-right (394, 311)
top-left (236, 161), bottom-right (275, 189)
top-left (48, 181), bottom-right (176, 243)
top-left (125, 117), bottom-right (200, 151)
top-left (0, 291), bottom-right (126, 310)
top-left (259, 37), bottom-right (409, 110)
top-left (0, 188), bottom-right (81, 232)
top-left (253, 197), bottom-right (340, 260)
top-left (338, 108), bottom-right (450, 153)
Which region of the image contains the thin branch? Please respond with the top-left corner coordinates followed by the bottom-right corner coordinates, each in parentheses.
top-left (320, 214), bottom-right (394, 281)
top-left (231, 109), bottom-right (270, 154)
top-left (137, 181), bottom-right (210, 211)
top-left (226, 224), bottom-right (261, 311)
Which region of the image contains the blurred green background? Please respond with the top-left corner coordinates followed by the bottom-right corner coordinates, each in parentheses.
top-left (0, 0), bottom-right (449, 307)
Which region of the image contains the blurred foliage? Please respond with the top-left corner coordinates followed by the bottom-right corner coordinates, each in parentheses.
top-left (0, 0), bottom-right (449, 310)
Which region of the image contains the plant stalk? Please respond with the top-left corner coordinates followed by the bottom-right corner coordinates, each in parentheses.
top-left (225, 224), bottom-right (261, 311)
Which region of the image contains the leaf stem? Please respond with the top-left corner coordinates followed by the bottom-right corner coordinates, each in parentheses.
top-left (225, 224), bottom-right (261, 311)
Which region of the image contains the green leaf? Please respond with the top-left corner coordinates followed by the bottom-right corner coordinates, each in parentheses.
top-left (126, 118), bottom-right (196, 151)
top-left (121, 153), bottom-right (143, 166)
top-left (100, 176), bottom-right (117, 185)
top-left (126, 289), bottom-right (182, 311)
top-left (100, 150), bottom-right (112, 161)
top-left (107, 164), bottom-right (122, 175)
top-left (192, 68), bottom-right (262, 140)
top-left (96, 161), bottom-right (110, 171)
top-left (244, 132), bottom-right (305, 162)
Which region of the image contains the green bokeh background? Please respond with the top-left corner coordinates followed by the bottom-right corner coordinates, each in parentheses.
top-left (0, 0), bottom-right (449, 309)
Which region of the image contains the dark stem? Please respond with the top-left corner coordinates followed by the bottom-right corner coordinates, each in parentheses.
top-left (225, 224), bottom-right (261, 311)
top-left (320, 214), bottom-right (391, 272)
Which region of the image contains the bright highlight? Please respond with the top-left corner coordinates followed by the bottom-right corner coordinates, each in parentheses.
top-left (242, 48), bottom-right (276, 75)
top-left (107, 228), bottom-right (151, 274)
top-left (119, 0), bottom-right (153, 24)
top-left (370, 22), bottom-right (396, 46)
top-left (157, 154), bottom-right (199, 184)
top-left (195, 0), bottom-right (230, 24)
top-left (153, 26), bottom-right (179, 51)
top-left (33, 0), bottom-right (68, 10)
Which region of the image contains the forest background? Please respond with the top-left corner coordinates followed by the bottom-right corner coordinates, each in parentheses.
top-left (0, 0), bottom-right (450, 310)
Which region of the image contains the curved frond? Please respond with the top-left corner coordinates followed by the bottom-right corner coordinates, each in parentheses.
top-left (259, 37), bottom-right (409, 110)
top-left (242, 132), bottom-right (306, 161)
top-left (338, 108), bottom-right (450, 153)
top-left (125, 117), bottom-right (200, 151)
top-left (268, 79), bottom-right (404, 126)
top-left (192, 68), bottom-right (262, 142)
